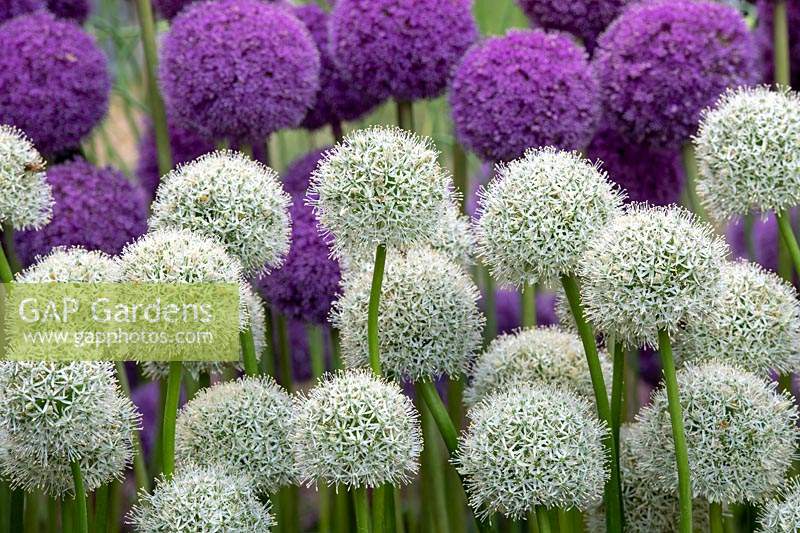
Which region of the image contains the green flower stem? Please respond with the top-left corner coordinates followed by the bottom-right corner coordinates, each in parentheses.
top-left (420, 400), bottom-right (451, 532)
top-left (2, 224), bottom-right (20, 274)
top-left (482, 267), bottom-right (497, 348)
top-left (46, 497), bottom-right (57, 533)
top-left (396, 101), bottom-right (414, 131)
top-left (371, 485), bottom-right (386, 533)
top-left (416, 381), bottom-right (458, 454)
top-left (331, 328), bottom-right (343, 370)
top-left (307, 323), bottom-right (326, 380)
top-left (774, 1), bottom-right (791, 86)
top-left (680, 144), bottom-right (706, 221)
top-left (0, 481), bottom-right (9, 533)
top-left (446, 378), bottom-right (467, 533)
top-left (240, 327), bottom-right (259, 377)
top-left (9, 488), bottom-right (23, 533)
top-left (93, 484), bottom-right (109, 533)
top-left (368, 244), bottom-right (387, 375)
top-left (161, 361), bottom-right (182, 478)
top-left (114, 362), bottom-right (149, 493)
top-left (709, 502), bottom-right (723, 533)
top-left (318, 485), bottom-right (331, 533)
top-left (334, 487), bottom-right (351, 533)
top-left (776, 210), bottom-right (800, 278)
top-left (391, 485), bottom-right (404, 533)
top-left (559, 274), bottom-right (623, 533)
top-left (521, 284), bottom-right (537, 328)
top-left (611, 340), bottom-right (626, 448)
top-left (657, 330), bottom-right (693, 533)
top-left (62, 498), bottom-right (74, 533)
top-left (352, 487), bottom-right (371, 533)
top-left (452, 142), bottom-right (469, 213)
top-left (276, 313), bottom-right (294, 393)
top-left (535, 507), bottom-right (552, 533)
top-left (70, 462), bottom-right (88, 533)
top-left (0, 237), bottom-right (13, 283)
top-left (260, 305), bottom-right (276, 377)
top-left (557, 508), bottom-right (571, 533)
top-left (332, 121), bottom-right (344, 144)
top-left (279, 486), bottom-right (299, 533)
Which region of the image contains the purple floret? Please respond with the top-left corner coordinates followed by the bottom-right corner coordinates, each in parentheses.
top-left (46, 0), bottom-right (89, 22)
top-left (0, 0), bottom-right (43, 22)
top-left (159, 0), bottom-right (320, 144)
top-left (153, 0), bottom-right (285, 20)
top-left (0, 11), bottom-right (110, 154)
top-left (757, 0), bottom-right (800, 87)
top-left (450, 29), bottom-right (601, 163)
top-left (330, 0), bottom-right (478, 102)
top-left (593, 0), bottom-right (758, 149)
top-left (15, 158), bottom-right (148, 267)
top-left (281, 147), bottom-right (329, 197)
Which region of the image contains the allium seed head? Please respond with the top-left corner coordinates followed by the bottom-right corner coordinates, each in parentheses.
top-left (758, 477), bottom-right (800, 532)
top-left (17, 246), bottom-right (119, 283)
top-left (0, 125), bottom-right (52, 231)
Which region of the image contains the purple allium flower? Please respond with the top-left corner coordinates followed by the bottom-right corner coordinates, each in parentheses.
top-left (282, 147), bottom-right (328, 197)
top-left (0, 0), bottom-right (43, 22)
top-left (727, 214), bottom-right (780, 273)
top-left (450, 29), bottom-right (600, 163)
top-left (46, 0), bottom-right (90, 23)
top-left (484, 288), bottom-right (558, 335)
top-left (757, 0), bottom-right (800, 86)
top-left (152, 0), bottom-right (284, 20)
top-left (330, 0), bottom-right (478, 102)
top-left (15, 159), bottom-right (148, 267)
top-left (0, 11), bottom-right (110, 154)
top-left (587, 127), bottom-right (684, 205)
top-left (593, 0), bottom-right (758, 148)
top-left (159, 0), bottom-right (320, 144)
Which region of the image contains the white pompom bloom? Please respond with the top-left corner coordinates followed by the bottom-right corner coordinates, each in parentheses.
top-left (150, 150), bottom-right (291, 275)
top-left (128, 463), bottom-right (274, 532)
top-left (758, 477), bottom-right (800, 532)
top-left (464, 326), bottom-right (612, 407)
top-left (694, 87), bottom-right (800, 221)
top-left (332, 248), bottom-right (484, 381)
top-left (675, 261), bottom-right (800, 374)
top-left (291, 369), bottom-right (422, 489)
top-left (0, 124), bottom-right (53, 230)
top-left (0, 361), bottom-right (140, 497)
top-left (475, 147), bottom-right (623, 287)
top-left (632, 362), bottom-right (799, 504)
top-left (308, 126), bottom-right (451, 258)
top-left (175, 376), bottom-right (295, 495)
top-left (578, 204), bottom-right (728, 348)
top-left (455, 383), bottom-right (608, 519)
top-left (430, 203), bottom-right (475, 267)
top-left (16, 246), bottom-right (120, 282)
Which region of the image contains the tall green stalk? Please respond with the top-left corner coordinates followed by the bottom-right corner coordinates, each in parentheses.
top-left (452, 143), bottom-right (469, 213)
top-left (2, 224), bottom-right (20, 274)
top-left (709, 502), bottom-right (723, 533)
top-left (70, 462), bottom-right (88, 533)
top-left (396, 102), bottom-right (414, 131)
top-left (416, 381), bottom-right (458, 454)
top-left (535, 507), bottom-right (552, 533)
top-left (0, 238), bottom-right (13, 283)
top-left (776, 210), bottom-right (800, 277)
top-left (521, 284), bottom-right (536, 328)
top-left (334, 487), bottom-right (351, 533)
top-left (446, 378), bottom-right (466, 533)
top-left (367, 244), bottom-right (387, 375)
top-left (353, 487), bottom-right (371, 533)
top-left (774, 1), bottom-right (791, 87)
top-left (240, 327), bottom-right (259, 377)
top-left (161, 361), bottom-right (182, 477)
top-left (307, 323), bottom-right (326, 380)
top-left (9, 488), bottom-right (23, 533)
top-left (114, 362), bottom-right (149, 493)
top-left (482, 267), bottom-right (497, 348)
top-left (93, 485), bottom-right (109, 533)
top-left (680, 145), bottom-right (706, 221)
top-left (420, 401), bottom-right (451, 532)
top-left (557, 509), bottom-right (571, 533)
top-left (611, 341), bottom-right (626, 448)
top-left (371, 486), bottom-right (386, 533)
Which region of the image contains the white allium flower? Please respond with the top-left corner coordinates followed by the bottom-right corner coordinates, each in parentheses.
top-left (455, 383), bottom-right (608, 519)
top-left (578, 204), bottom-right (728, 348)
top-left (332, 248), bottom-right (484, 381)
top-left (0, 361), bottom-right (140, 497)
top-left (632, 362), bottom-right (800, 504)
top-left (308, 126), bottom-right (451, 258)
top-left (675, 261), bottom-right (800, 374)
top-left (175, 376), bottom-right (295, 495)
top-left (694, 87), bottom-right (800, 221)
top-left (475, 147), bottom-right (623, 287)
top-left (758, 477), bottom-right (800, 532)
top-left (464, 326), bottom-right (612, 407)
top-left (430, 203), bottom-right (475, 267)
top-left (291, 369), bottom-right (422, 489)
top-left (0, 124), bottom-right (53, 230)
top-left (128, 463), bottom-right (274, 532)
top-left (16, 246), bottom-right (120, 282)
top-left (150, 151), bottom-right (291, 275)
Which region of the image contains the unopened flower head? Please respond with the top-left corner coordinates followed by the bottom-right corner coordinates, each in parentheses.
top-left (454, 383), bottom-right (608, 519)
top-left (0, 125), bottom-right (52, 230)
top-left (758, 477), bottom-right (800, 533)
top-left (632, 362), bottom-right (799, 504)
top-left (17, 246), bottom-right (119, 283)
top-left (578, 204), bottom-right (728, 348)
top-left (150, 150), bottom-right (291, 275)
top-left (694, 86), bottom-right (800, 221)
top-left (291, 369), bottom-right (422, 489)
top-left (476, 148), bottom-right (623, 287)
top-left (333, 249), bottom-right (484, 381)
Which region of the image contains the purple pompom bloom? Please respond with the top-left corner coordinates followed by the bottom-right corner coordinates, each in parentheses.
top-left (0, 11), bottom-right (110, 154)
top-left (483, 288), bottom-right (558, 335)
top-left (282, 147), bottom-right (328, 197)
top-left (593, 0), bottom-right (758, 148)
top-left (15, 159), bottom-right (148, 267)
top-left (757, 0), bottom-right (800, 86)
top-left (46, 0), bottom-right (90, 22)
top-left (450, 29), bottom-right (600, 163)
top-left (160, 0), bottom-right (320, 144)
top-left (330, 0), bottom-right (478, 102)
top-left (587, 127), bottom-right (684, 205)
top-left (152, 0), bottom-right (284, 20)
top-left (0, 0), bottom-right (43, 22)
top-left (727, 214), bottom-right (781, 273)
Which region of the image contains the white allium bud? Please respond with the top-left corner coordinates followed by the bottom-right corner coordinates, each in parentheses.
top-left (128, 463), bottom-right (274, 532)
top-left (150, 151), bottom-right (292, 275)
top-left (694, 87), bottom-right (800, 221)
top-left (175, 376), bottom-right (295, 495)
top-left (758, 477), bottom-right (800, 532)
top-left (632, 362), bottom-right (800, 504)
top-left (308, 126), bottom-right (451, 258)
top-left (17, 246), bottom-right (120, 282)
top-left (454, 383), bottom-right (609, 519)
top-left (578, 204), bottom-right (728, 348)
top-left (0, 361), bottom-right (140, 497)
top-left (464, 326), bottom-right (612, 407)
top-left (475, 147), bottom-right (623, 287)
top-left (291, 369), bottom-right (422, 489)
top-left (675, 261), bottom-right (800, 374)
top-left (0, 124), bottom-right (53, 230)
top-left (332, 248), bottom-right (484, 381)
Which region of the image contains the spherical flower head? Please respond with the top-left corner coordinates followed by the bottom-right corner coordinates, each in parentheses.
top-left (578, 204), bottom-right (728, 348)
top-left (0, 125), bottom-right (53, 230)
top-left (632, 362), bottom-right (800, 504)
top-left (464, 326), bottom-right (612, 407)
top-left (675, 261), bottom-right (800, 374)
top-left (291, 369), bottom-right (422, 489)
top-left (0, 361), bottom-right (140, 497)
top-left (159, 0), bottom-right (320, 143)
top-left (308, 126), bottom-right (451, 257)
top-left (429, 204), bottom-right (475, 267)
top-left (587, 127), bottom-right (684, 206)
top-left (333, 248), bottom-right (484, 381)
top-left (450, 29), bottom-right (600, 163)
top-left (727, 214), bottom-right (780, 273)
top-left (694, 87), bottom-right (800, 221)
top-left (17, 246), bottom-right (119, 283)
top-left (593, 0), bottom-right (758, 149)
top-left (149, 151), bottom-right (291, 275)
top-left (15, 158), bottom-right (148, 269)
top-left (330, 0), bottom-right (477, 102)
top-left (0, 11), bottom-right (110, 154)
top-left (476, 148), bottom-right (623, 287)
top-left (758, 477), bottom-right (800, 533)
top-left (46, 0), bottom-right (90, 23)
top-left (455, 383), bottom-right (608, 519)
top-left (175, 376), bottom-right (295, 494)
top-left (152, 0), bottom-right (285, 20)
top-left (128, 463), bottom-right (274, 532)
top-left (282, 147), bottom-right (328, 197)
top-left (0, 0), bottom-right (42, 22)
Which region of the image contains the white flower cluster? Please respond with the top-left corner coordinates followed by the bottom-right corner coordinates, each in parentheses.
top-left (758, 478), bottom-right (800, 532)
top-left (17, 246), bottom-right (120, 283)
top-left (429, 202), bottom-right (475, 267)
top-left (0, 124), bottom-right (53, 230)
